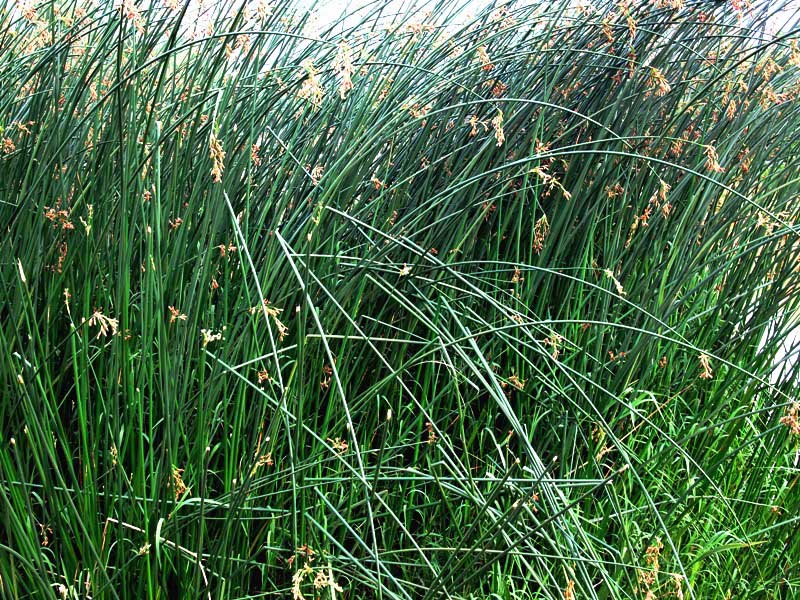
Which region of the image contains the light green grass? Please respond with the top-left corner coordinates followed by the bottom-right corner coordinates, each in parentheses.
top-left (1, 0), bottom-right (799, 598)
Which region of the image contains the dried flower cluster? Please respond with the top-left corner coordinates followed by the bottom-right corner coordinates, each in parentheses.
top-left (780, 402), bottom-right (800, 435)
top-left (602, 268), bottom-right (626, 297)
top-left (333, 40), bottom-right (355, 100)
top-left (327, 437), bottom-right (349, 453)
top-left (249, 299), bottom-right (289, 341)
top-left (86, 310), bottom-right (119, 338)
top-left (120, 0), bottom-right (145, 34)
top-left (297, 59), bottom-right (325, 108)
top-left (168, 306), bottom-right (187, 324)
top-left (200, 327), bottom-right (226, 347)
top-left (250, 452), bottom-right (274, 477)
top-left (530, 166), bottom-right (571, 200)
top-left (476, 45), bottom-right (494, 71)
top-left (564, 579), bottom-right (575, 600)
top-left (704, 144), bottom-right (725, 174)
top-left (170, 465), bottom-right (189, 500)
top-left (646, 67), bottom-right (671, 97)
top-left (533, 214), bottom-right (550, 254)
top-left (251, 143), bottom-right (261, 166)
top-left (636, 537), bottom-right (663, 595)
top-left (209, 133), bottom-right (226, 182)
top-left (491, 110), bottom-right (505, 147)
top-left (290, 547), bottom-right (343, 600)
top-left (698, 353), bottom-right (714, 379)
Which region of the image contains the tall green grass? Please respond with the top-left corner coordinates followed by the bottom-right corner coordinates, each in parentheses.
top-left (1, 0), bottom-right (799, 597)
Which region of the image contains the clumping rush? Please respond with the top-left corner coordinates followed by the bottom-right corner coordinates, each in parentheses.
top-left (2, 0), bottom-right (800, 598)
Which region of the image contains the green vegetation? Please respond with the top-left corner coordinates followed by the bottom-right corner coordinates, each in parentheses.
top-left (1, 0), bottom-right (799, 597)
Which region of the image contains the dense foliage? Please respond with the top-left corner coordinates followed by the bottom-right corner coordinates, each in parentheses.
top-left (1, 0), bottom-right (799, 597)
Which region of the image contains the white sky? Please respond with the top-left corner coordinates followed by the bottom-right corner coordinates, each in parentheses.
top-left (300, 0), bottom-right (487, 32)
top-left (302, 0), bottom-right (799, 34)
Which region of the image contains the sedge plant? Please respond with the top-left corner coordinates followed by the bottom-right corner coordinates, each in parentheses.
top-left (1, 0), bottom-right (799, 598)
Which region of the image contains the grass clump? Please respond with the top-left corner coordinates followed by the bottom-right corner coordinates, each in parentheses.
top-left (1, 0), bottom-right (800, 597)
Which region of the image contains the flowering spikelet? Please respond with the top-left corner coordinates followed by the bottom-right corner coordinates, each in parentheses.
top-left (638, 537), bottom-right (663, 590)
top-left (86, 310), bottom-right (119, 338)
top-left (407, 101), bottom-right (433, 120)
top-left (297, 59), bottom-right (324, 108)
top-left (791, 40), bottom-right (800, 67)
top-left (292, 563), bottom-right (315, 600)
top-left (313, 568), bottom-right (343, 592)
top-left (604, 268), bottom-right (626, 296)
top-left (2, 137), bottom-right (15, 154)
top-left (43, 204), bottom-right (74, 230)
top-left (171, 466), bottom-right (189, 500)
top-left (200, 327), bottom-right (226, 347)
top-left (564, 579), bottom-right (575, 600)
top-left (19, 1), bottom-right (40, 23)
top-left (725, 98), bottom-right (737, 120)
top-left (168, 306), bottom-right (187, 324)
top-left (476, 46), bottom-right (494, 71)
top-left (320, 363), bottom-right (334, 391)
top-left (757, 56), bottom-right (783, 82)
top-left (532, 214), bottom-right (550, 254)
top-left (698, 353), bottom-right (713, 379)
top-left (333, 39), bottom-right (355, 100)
top-left (253, 0), bottom-right (273, 20)
top-left (250, 299), bottom-right (289, 341)
top-left (310, 164), bottom-right (324, 186)
top-left (257, 369), bottom-right (270, 386)
top-left (251, 143), bottom-right (261, 166)
top-left (467, 114), bottom-right (487, 137)
top-left (780, 402), bottom-right (800, 435)
top-left (626, 12), bottom-right (637, 41)
top-left (120, 0), bottom-right (145, 34)
top-left (760, 87), bottom-right (789, 108)
top-left (487, 79), bottom-right (508, 97)
top-left (601, 16), bottom-right (614, 45)
top-left (209, 133), bottom-right (225, 182)
top-left (653, 0), bottom-right (684, 8)
top-left (405, 20), bottom-right (435, 36)
top-left (544, 331), bottom-right (563, 360)
top-left (606, 183), bottom-right (624, 199)
top-left (531, 166), bottom-right (571, 200)
top-left (658, 179), bottom-right (671, 203)
top-left (327, 437), bottom-right (349, 453)
top-left (704, 144), bottom-right (725, 173)
top-left (647, 67), bottom-right (671, 97)
top-left (673, 574), bottom-right (685, 600)
top-left (507, 374), bottom-right (525, 391)
top-left (491, 110), bottom-right (505, 147)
